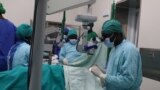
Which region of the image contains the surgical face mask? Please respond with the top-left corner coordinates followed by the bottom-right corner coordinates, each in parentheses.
top-left (69, 39), bottom-right (77, 45)
top-left (104, 38), bottom-right (114, 47)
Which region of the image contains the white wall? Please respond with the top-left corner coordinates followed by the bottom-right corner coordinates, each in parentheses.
top-left (1, 0), bottom-right (34, 26)
top-left (90, 0), bottom-right (126, 35)
top-left (138, 0), bottom-right (160, 90)
top-left (91, 0), bottom-right (111, 35)
top-left (138, 0), bottom-right (160, 49)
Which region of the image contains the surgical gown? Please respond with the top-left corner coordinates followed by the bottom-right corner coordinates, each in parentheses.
top-left (12, 42), bottom-right (30, 68)
top-left (105, 40), bottom-right (142, 90)
top-left (59, 43), bottom-right (82, 63)
top-left (0, 19), bottom-right (16, 71)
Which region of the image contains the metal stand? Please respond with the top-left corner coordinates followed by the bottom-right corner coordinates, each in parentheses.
top-left (29, 0), bottom-right (47, 90)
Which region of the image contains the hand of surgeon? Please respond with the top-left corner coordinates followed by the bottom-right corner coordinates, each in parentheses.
top-left (63, 58), bottom-right (68, 65)
top-left (51, 55), bottom-right (59, 64)
top-left (90, 65), bottom-right (106, 80)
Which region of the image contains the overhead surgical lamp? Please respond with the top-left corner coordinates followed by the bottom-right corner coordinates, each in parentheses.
top-left (75, 14), bottom-right (97, 24)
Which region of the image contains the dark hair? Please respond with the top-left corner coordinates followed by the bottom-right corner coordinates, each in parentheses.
top-left (68, 34), bottom-right (77, 39)
top-left (88, 23), bottom-right (94, 27)
top-left (101, 31), bottom-right (112, 39)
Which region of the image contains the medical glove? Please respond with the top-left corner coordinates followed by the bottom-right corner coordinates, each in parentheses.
top-left (90, 65), bottom-right (106, 79)
top-left (63, 58), bottom-right (68, 65)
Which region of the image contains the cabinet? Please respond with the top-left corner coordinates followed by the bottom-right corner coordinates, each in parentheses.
top-left (140, 48), bottom-right (160, 81)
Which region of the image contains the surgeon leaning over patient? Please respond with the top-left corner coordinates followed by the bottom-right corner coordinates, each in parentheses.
top-left (59, 28), bottom-right (82, 64)
top-left (90, 19), bottom-right (142, 90)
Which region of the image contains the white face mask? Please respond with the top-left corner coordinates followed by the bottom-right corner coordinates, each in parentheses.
top-left (104, 38), bottom-right (114, 47)
top-left (69, 39), bottom-right (77, 45)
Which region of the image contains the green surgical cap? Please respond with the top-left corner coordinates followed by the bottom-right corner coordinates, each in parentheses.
top-left (102, 19), bottom-right (123, 34)
top-left (0, 3), bottom-right (5, 14)
top-left (67, 28), bottom-right (77, 36)
top-left (16, 24), bottom-right (33, 39)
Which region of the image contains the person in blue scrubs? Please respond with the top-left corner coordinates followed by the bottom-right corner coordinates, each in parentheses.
top-left (7, 24), bottom-right (32, 69)
top-left (59, 28), bottom-right (82, 64)
top-left (52, 27), bottom-right (69, 56)
top-left (90, 19), bottom-right (142, 90)
top-left (0, 3), bottom-right (16, 71)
